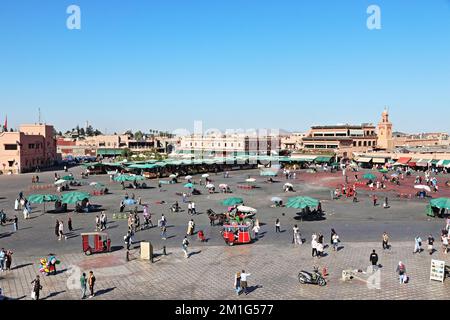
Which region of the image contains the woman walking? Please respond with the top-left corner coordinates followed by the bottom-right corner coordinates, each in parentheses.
top-left (31, 275), bottom-right (42, 300)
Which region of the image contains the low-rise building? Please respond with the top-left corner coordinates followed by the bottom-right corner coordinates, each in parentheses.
top-left (301, 123), bottom-right (377, 158)
top-left (175, 133), bottom-right (281, 158)
top-left (0, 124), bottom-right (57, 174)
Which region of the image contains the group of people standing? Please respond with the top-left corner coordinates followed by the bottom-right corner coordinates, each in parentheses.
top-left (0, 248), bottom-right (13, 272)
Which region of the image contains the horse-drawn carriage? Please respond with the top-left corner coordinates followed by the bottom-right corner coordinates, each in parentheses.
top-left (207, 206), bottom-right (257, 227)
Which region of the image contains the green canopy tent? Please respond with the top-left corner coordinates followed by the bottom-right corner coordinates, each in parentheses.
top-left (61, 192), bottom-right (91, 204)
top-left (113, 175), bottom-right (145, 182)
top-left (260, 171), bottom-right (277, 177)
top-left (430, 198), bottom-right (450, 210)
top-left (27, 194), bottom-right (60, 212)
top-left (286, 196), bottom-right (319, 209)
top-left (362, 173), bottom-right (377, 180)
top-left (221, 197), bottom-right (244, 206)
top-left (378, 168), bottom-right (388, 173)
top-left (184, 183), bottom-right (194, 188)
top-left (61, 175), bottom-right (74, 181)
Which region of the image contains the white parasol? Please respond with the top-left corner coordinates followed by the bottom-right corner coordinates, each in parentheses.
top-left (237, 205), bottom-right (257, 213)
top-left (202, 174), bottom-right (210, 178)
top-left (414, 185), bottom-right (431, 192)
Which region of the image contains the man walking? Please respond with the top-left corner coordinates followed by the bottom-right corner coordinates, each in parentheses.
top-left (88, 271), bottom-right (96, 298)
top-left (240, 270), bottom-right (251, 295)
top-left (275, 219), bottom-right (281, 233)
top-left (80, 272), bottom-right (87, 299)
top-left (370, 250), bottom-right (379, 271)
top-left (0, 248), bottom-right (5, 272)
top-left (58, 220), bottom-right (67, 240)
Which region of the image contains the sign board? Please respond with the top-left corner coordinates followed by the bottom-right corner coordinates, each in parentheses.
top-left (140, 242), bottom-right (153, 261)
top-left (430, 259), bottom-right (445, 282)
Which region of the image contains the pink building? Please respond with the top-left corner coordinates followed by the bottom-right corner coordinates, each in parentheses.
top-left (0, 124), bottom-right (57, 174)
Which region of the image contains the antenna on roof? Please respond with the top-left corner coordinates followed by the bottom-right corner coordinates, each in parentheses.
top-left (38, 107), bottom-right (42, 124)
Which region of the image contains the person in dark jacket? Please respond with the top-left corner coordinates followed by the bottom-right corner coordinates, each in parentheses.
top-left (370, 250), bottom-right (379, 271)
top-left (31, 275), bottom-right (42, 300)
top-left (330, 229), bottom-right (337, 245)
top-left (54, 220), bottom-right (60, 238)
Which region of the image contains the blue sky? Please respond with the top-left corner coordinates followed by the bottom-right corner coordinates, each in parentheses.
top-left (1, 0), bottom-right (449, 134)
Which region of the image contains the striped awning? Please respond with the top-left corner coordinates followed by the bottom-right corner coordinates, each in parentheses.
top-left (437, 159), bottom-right (450, 167)
top-left (416, 159), bottom-right (430, 167)
top-left (372, 158), bottom-right (386, 164)
top-left (395, 157), bottom-right (411, 165)
top-left (355, 157), bottom-right (372, 163)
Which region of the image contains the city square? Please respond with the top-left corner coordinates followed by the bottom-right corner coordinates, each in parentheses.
top-left (0, 163), bottom-right (449, 300)
top-left (1, 1), bottom-right (450, 309)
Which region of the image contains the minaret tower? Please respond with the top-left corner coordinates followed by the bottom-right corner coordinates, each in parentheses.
top-left (377, 107), bottom-right (394, 150)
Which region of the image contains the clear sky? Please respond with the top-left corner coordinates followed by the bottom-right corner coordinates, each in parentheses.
top-left (1, 0), bottom-right (449, 134)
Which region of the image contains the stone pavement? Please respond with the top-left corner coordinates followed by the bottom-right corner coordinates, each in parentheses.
top-left (1, 241), bottom-right (449, 300)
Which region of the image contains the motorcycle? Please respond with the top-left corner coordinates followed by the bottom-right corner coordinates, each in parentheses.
top-left (298, 268), bottom-right (327, 286)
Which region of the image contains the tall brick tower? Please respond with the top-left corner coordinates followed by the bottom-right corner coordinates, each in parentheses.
top-left (377, 107), bottom-right (394, 150)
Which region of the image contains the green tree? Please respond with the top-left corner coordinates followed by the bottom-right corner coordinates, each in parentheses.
top-left (134, 130), bottom-right (144, 141)
top-left (121, 148), bottom-right (132, 158)
top-left (86, 125), bottom-right (94, 136)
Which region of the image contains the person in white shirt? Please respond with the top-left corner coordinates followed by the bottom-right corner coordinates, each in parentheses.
top-left (187, 202), bottom-right (192, 215)
top-left (293, 225), bottom-right (301, 245)
top-left (191, 202), bottom-right (196, 215)
top-left (240, 270), bottom-right (251, 295)
top-left (252, 225), bottom-right (260, 239)
top-left (311, 233), bottom-right (318, 257)
top-left (58, 221), bottom-right (67, 240)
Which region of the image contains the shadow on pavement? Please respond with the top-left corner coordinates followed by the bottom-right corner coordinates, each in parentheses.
top-left (95, 287), bottom-right (116, 297)
top-left (13, 263), bottom-right (33, 270)
top-left (43, 290), bottom-right (66, 300)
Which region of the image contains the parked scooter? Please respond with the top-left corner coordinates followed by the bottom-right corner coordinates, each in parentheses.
top-left (298, 267), bottom-right (327, 286)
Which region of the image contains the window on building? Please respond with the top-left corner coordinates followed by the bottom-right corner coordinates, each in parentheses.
top-left (368, 141), bottom-right (371, 146)
top-left (353, 141), bottom-right (357, 147)
top-left (363, 141), bottom-right (367, 147)
top-left (4, 144), bottom-right (17, 150)
top-left (28, 144), bottom-right (34, 149)
top-left (358, 141), bottom-right (362, 147)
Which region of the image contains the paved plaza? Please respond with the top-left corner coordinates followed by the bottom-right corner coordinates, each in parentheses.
top-left (0, 166), bottom-right (449, 300)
